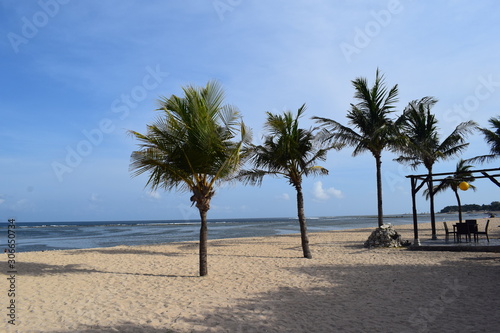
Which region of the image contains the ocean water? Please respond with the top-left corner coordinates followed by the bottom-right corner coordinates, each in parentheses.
top-left (2, 213), bottom-right (487, 252)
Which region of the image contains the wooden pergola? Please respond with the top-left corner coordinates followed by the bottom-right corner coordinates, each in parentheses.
top-left (406, 167), bottom-right (500, 246)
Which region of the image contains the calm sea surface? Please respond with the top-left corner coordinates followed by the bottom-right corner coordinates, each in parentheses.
top-left (2, 213), bottom-right (488, 252)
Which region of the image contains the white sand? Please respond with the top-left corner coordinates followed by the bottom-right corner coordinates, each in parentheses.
top-left (2, 218), bottom-right (499, 332)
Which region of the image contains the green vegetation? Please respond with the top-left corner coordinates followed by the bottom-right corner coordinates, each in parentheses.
top-left (440, 201), bottom-right (500, 213)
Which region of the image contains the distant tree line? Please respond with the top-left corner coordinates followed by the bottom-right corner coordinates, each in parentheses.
top-left (440, 201), bottom-right (500, 213)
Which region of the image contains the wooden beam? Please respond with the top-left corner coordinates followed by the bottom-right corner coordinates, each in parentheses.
top-left (406, 167), bottom-right (500, 179)
top-left (415, 175), bottom-right (429, 194)
top-left (481, 172), bottom-right (500, 187)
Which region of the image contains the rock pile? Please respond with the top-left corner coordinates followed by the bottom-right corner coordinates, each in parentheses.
top-left (364, 224), bottom-right (410, 248)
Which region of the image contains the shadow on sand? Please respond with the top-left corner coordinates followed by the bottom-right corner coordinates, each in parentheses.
top-left (48, 323), bottom-right (177, 333)
top-left (179, 257), bottom-right (500, 332)
top-left (17, 261), bottom-right (197, 278)
top-left (65, 247), bottom-right (188, 257)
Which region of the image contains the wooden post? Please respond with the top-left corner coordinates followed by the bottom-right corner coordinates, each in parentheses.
top-left (411, 177), bottom-right (420, 246)
top-left (428, 174), bottom-right (437, 240)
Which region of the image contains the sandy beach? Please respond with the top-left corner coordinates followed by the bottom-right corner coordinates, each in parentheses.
top-left (3, 218), bottom-right (500, 333)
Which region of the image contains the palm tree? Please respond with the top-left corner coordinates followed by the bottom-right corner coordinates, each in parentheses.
top-left (239, 104), bottom-right (329, 259)
top-left (425, 159), bottom-right (476, 224)
top-left (128, 80), bottom-right (250, 276)
top-left (314, 69), bottom-right (399, 227)
top-left (467, 116), bottom-right (500, 164)
top-left (395, 97), bottom-right (476, 239)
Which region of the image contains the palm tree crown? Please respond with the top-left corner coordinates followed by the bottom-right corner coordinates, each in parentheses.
top-left (129, 80), bottom-right (250, 276)
top-left (395, 97), bottom-right (476, 170)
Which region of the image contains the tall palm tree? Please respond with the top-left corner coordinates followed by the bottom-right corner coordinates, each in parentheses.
top-left (314, 69), bottom-right (399, 227)
top-left (395, 97), bottom-right (476, 239)
top-left (239, 104), bottom-right (329, 258)
top-left (425, 159), bottom-right (476, 224)
top-left (128, 80), bottom-right (250, 276)
top-left (467, 116), bottom-right (500, 164)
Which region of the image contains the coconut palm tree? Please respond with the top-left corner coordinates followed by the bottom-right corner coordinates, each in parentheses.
top-left (314, 69), bottom-right (399, 227)
top-left (395, 97), bottom-right (476, 239)
top-left (239, 104), bottom-right (330, 258)
top-left (467, 116), bottom-right (500, 164)
top-left (425, 159), bottom-right (476, 224)
top-left (128, 80), bottom-right (250, 276)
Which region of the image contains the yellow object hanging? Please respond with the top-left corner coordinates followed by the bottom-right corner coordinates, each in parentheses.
top-left (459, 181), bottom-right (470, 191)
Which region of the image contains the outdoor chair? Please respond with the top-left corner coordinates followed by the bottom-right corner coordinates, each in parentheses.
top-left (455, 223), bottom-right (471, 242)
top-left (443, 222), bottom-right (456, 242)
top-left (465, 219), bottom-right (479, 242)
top-left (474, 219), bottom-right (490, 242)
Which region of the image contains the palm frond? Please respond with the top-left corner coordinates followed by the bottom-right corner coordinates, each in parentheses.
top-left (236, 169), bottom-right (280, 186)
top-left (466, 154), bottom-right (498, 164)
top-left (439, 120), bottom-right (476, 153)
top-left (468, 116), bottom-right (500, 164)
top-left (305, 165), bottom-right (329, 177)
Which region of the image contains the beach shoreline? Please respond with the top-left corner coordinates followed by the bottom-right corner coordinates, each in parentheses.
top-left (2, 219), bottom-right (499, 332)
top-left (9, 212), bottom-right (493, 253)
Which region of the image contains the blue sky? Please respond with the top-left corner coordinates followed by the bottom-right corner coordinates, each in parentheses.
top-left (1, 0), bottom-right (499, 222)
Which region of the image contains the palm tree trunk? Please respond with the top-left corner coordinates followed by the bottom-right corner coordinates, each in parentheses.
top-left (375, 154), bottom-right (384, 227)
top-left (454, 189), bottom-right (463, 223)
top-left (427, 168), bottom-right (437, 240)
top-left (295, 183), bottom-right (312, 259)
top-left (198, 207), bottom-right (208, 276)
top-left (193, 185), bottom-right (212, 277)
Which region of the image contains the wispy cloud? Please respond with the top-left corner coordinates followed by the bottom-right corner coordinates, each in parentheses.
top-left (146, 191), bottom-right (161, 199)
top-left (276, 193), bottom-right (290, 201)
top-left (313, 181), bottom-right (343, 200)
top-left (89, 193), bottom-right (101, 203)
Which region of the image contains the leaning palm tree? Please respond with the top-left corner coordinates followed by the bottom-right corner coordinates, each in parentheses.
top-left (467, 116), bottom-right (500, 164)
top-left (425, 159), bottom-right (476, 224)
top-left (239, 104), bottom-right (329, 259)
top-left (128, 80), bottom-right (250, 276)
top-left (395, 97), bottom-right (476, 239)
top-left (314, 69), bottom-right (399, 227)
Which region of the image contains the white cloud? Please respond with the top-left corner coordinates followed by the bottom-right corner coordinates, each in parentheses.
top-left (276, 193), bottom-right (290, 201)
top-left (11, 198), bottom-right (31, 211)
top-left (313, 181), bottom-right (343, 200)
top-left (89, 193), bottom-right (101, 203)
top-left (147, 191), bottom-right (161, 199)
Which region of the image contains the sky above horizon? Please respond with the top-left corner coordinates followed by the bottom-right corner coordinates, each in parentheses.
top-left (1, 1), bottom-right (499, 223)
